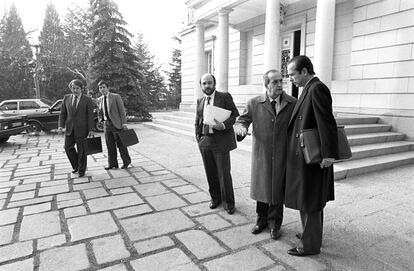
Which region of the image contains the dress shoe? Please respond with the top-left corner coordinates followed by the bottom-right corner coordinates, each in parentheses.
top-left (251, 217), bottom-right (268, 234)
top-left (225, 207), bottom-right (235, 215)
top-left (78, 172), bottom-right (85, 178)
top-left (270, 228), bottom-right (281, 240)
top-left (121, 163), bottom-right (130, 169)
top-left (72, 169), bottom-right (78, 173)
top-left (104, 165), bottom-right (118, 170)
top-left (287, 247), bottom-right (320, 257)
top-left (209, 201), bottom-right (221, 209)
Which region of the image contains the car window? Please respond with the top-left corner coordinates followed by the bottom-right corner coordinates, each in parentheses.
top-left (20, 101), bottom-right (41, 110)
top-left (0, 102), bottom-right (17, 110)
top-left (51, 101), bottom-right (62, 111)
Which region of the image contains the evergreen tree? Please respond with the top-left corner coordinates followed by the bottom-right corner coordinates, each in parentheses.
top-left (38, 2), bottom-right (69, 101)
top-left (62, 4), bottom-right (93, 94)
top-left (133, 33), bottom-right (167, 110)
top-left (0, 4), bottom-right (34, 101)
top-left (166, 47), bottom-right (181, 109)
top-left (89, 0), bottom-right (149, 118)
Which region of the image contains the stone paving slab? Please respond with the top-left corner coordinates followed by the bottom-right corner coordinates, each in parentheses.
top-left (0, 131), bottom-right (413, 271)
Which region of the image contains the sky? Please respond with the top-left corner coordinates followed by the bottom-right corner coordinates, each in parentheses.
top-left (0, 0), bottom-right (187, 71)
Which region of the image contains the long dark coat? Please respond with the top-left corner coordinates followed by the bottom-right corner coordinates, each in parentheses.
top-left (285, 77), bottom-right (338, 213)
top-left (237, 92), bottom-right (296, 204)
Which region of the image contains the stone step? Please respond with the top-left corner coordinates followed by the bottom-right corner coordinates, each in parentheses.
top-left (160, 114), bottom-right (194, 125)
top-left (344, 124), bottom-right (391, 135)
top-left (152, 119), bottom-right (194, 132)
top-left (347, 132), bottom-right (405, 146)
top-left (336, 116), bottom-right (379, 125)
top-left (349, 141), bottom-right (414, 160)
top-left (334, 151), bottom-right (414, 180)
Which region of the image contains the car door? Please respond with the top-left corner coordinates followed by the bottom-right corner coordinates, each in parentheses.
top-left (0, 102), bottom-right (18, 114)
top-left (18, 101), bottom-right (44, 114)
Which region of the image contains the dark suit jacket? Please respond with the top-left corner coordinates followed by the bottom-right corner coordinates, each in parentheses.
top-left (195, 91), bottom-right (239, 152)
top-left (285, 77), bottom-right (338, 212)
top-left (59, 94), bottom-right (95, 138)
top-left (98, 93), bottom-right (127, 129)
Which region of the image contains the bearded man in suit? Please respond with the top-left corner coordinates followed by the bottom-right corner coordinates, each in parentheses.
top-left (195, 73), bottom-right (239, 214)
top-left (58, 79), bottom-right (95, 178)
top-left (97, 80), bottom-right (131, 170)
top-left (285, 55), bottom-right (339, 256)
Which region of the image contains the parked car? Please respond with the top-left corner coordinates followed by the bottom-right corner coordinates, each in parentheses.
top-left (0, 111), bottom-right (28, 143)
top-left (24, 99), bottom-right (104, 133)
top-left (0, 99), bottom-right (50, 115)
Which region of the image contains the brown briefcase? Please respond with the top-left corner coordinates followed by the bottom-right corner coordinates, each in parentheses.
top-left (117, 129), bottom-right (139, 147)
top-left (83, 136), bottom-right (103, 155)
top-left (299, 126), bottom-right (352, 165)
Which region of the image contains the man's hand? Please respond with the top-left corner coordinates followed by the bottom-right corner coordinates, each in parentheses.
top-left (57, 127), bottom-right (64, 134)
top-left (122, 124), bottom-right (128, 130)
top-left (88, 131), bottom-right (95, 137)
top-left (212, 119), bottom-right (225, 131)
top-left (320, 158), bottom-right (334, 168)
top-left (235, 125), bottom-right (247, 137)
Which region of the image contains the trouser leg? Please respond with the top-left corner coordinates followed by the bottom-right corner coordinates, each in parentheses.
top-left (299, 210), bottom-right (323, 252)
top-left (268, 203), bottom-right (284, 230)
top-left (64, 133), bottom-right (78, 170)
top-left (199, 146), bottom-right (221, 203)
top-left (105, 122), bottom-right (118, 167)
top-left (214, 151), bottom-right (234, 209)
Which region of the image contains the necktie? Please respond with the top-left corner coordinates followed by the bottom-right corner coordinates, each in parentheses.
top-left (73, 95), bottom-right (78, 109)
top-left (104, 96), bottom-right (110, 121)
top-left (271, 100), bottom-right (276, 115)
top-left (206, 96), bottom-right (211, 105)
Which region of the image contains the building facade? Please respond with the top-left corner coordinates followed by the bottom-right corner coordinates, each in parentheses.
top-left (180, 0), bottom-right (414, 139)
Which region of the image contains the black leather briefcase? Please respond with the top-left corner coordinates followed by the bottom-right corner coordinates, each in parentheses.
top-left (299, 126), bottom-right (352, 164)
top-left (117, 129), bottom-right (139, 147)
top-left (83, 136), bottom-right (103, 155)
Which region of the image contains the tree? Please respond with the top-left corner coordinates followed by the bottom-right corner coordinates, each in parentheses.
top-left (133, 33), bottom-right (167, 110)
top-left (89, 0), bottom-right (149, 118)
top-left (166, 47), bottom-right (181, 109)
top-left (38, 2), bottom-right (70, 101)
top-left (62, 4), bottom-right (93, 94)
top-left (0, 4), bottom-right (34, 101)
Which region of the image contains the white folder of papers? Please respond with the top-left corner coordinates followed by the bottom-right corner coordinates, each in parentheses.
top-left (204, 105), bottom-right (231, 126)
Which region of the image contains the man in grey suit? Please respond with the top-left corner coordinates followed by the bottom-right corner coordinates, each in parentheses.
top-left (98, 80), bottom-right (131, 170)
top-left (58, 79), bottom-right (95, 178)
top-left (195, 73), bottom-right (239, 214)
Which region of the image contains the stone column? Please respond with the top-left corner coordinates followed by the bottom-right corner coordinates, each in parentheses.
top-left (314, 0), bottom-right (336, 88)
top-left (195, 21), bottom-right (206, 101)
top-left (264, 0), bottom-right (281, 72)
top-left (216, 8), bottom-right (231, 92)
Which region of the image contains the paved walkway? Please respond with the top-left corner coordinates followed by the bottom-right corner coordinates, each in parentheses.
top-left (0, 123), bottom-right (413, 271)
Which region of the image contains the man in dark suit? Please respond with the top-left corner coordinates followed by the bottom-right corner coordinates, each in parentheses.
top-left (58, 79), bottom-right (95, 178)
top-left (97, 80), bottom-right (131, 170)
top-left (195, 73), bottom-right (239, 214)
top-left (235, 69), bottom-right (296, 240)
top-left (285, 55), bottom-right (338, 256)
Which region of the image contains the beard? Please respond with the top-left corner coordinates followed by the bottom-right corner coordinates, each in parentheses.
top-left (202, 87), bottom-right (215, 96)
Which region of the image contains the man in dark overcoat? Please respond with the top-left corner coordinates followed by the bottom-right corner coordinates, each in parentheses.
top-left (195, 73), bottom-right (240, 214)
top-left (285, 55), bottom-right (338, 256)
top-left (235, 69), bottom-right (296, 240)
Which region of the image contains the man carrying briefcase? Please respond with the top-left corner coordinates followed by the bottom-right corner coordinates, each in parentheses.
top-left (97, 80), bottom-right (132, 170)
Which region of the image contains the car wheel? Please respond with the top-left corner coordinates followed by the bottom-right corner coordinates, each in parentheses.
top-left (0, 136), bottom-right (10, 143)
top-left (26, 122), bottom-right (42, 134)
top-left (95, 120), bottom-right (104, 132)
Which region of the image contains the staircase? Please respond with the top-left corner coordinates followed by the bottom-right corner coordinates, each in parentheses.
top-left (144, 111), bottom-right (414, 180)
